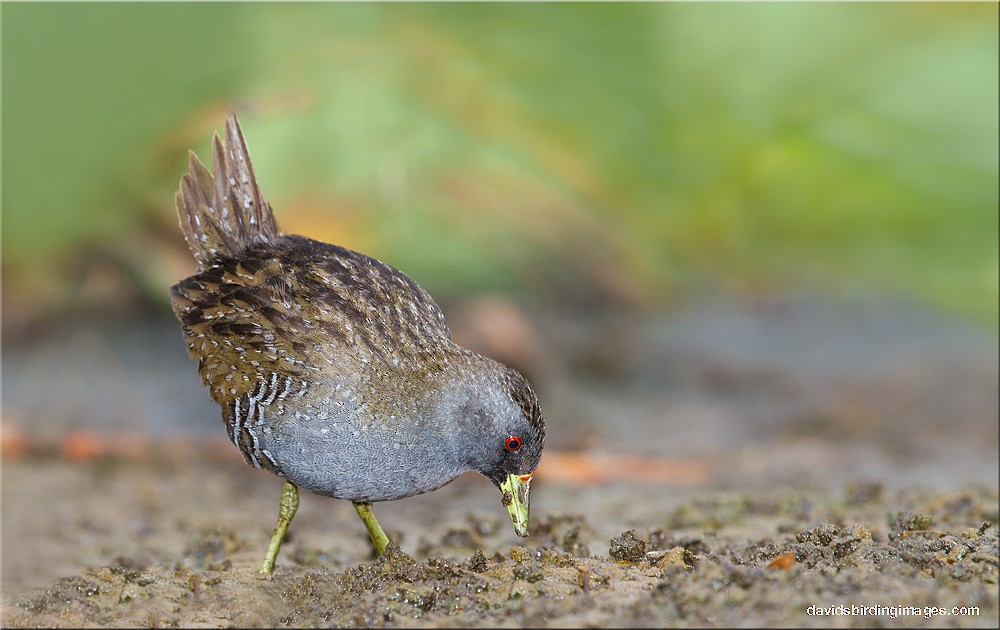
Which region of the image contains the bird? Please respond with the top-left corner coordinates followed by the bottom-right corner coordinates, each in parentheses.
top-left (169, 115), bottom-right (545, 574)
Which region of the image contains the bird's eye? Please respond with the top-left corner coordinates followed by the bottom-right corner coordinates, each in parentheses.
top-left (505, 435), bottom-right (522, 452)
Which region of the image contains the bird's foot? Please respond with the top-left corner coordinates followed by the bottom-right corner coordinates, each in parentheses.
top-left (259, 480), bottom-right (300, 574)
top-left (353, 501), bottom-right (390, 556)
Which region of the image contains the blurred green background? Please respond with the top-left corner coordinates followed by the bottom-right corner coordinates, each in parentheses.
top-left (3, 2), bottom-right (998, 327)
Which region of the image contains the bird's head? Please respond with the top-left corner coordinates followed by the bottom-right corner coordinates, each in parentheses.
top-left (457, 361), bottom-right (545, 538)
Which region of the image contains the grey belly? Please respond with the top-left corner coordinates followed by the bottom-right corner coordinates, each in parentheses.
top-left (255, 411), bottom-right (466, 503)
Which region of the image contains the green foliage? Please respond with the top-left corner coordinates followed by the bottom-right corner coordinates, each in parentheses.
top-left (3, 3), bottom-right (996, 322)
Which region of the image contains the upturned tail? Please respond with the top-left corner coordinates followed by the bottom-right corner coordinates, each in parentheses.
top-left (175, 114), bottom-right (279, 266)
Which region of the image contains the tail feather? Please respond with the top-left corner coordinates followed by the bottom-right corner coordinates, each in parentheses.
top-left (175, 114), bottom-right (279, 266)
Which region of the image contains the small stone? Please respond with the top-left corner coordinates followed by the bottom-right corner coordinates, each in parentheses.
top-left (509, 546), bottom-right (531, 564)
top-left (890, 511), bottom-right (933, 532)
top-left (656, 546), bottom-right (688, 568)
top-left (609, 529), bottom-right (647, 563)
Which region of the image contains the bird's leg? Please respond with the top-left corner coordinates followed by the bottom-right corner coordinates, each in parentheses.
top-left (259, 480), bottom-right (299, 574)
top-left (353, 501), bottom-right (389, 555)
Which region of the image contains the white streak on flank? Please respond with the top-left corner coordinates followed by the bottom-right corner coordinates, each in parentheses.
top-left (278, 376), bottom-right (293, 399)
top-left (231, 398), bottom-right (243, 444)
top-left (250, 380), bottom-right (265, 403)
top-left (245, 442), bottom-right (261, 469)
top-left (245, 412), bottom-right (262, 469)
top-left (264, 372), bottom-right (279, 405)
top-left (261, 448), bottom-right (277, 468)
top-left (234, 392), bottom-right (262, 469)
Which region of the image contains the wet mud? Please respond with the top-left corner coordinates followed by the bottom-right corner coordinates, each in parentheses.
top-left (2, 457), bottom-right (996, 627)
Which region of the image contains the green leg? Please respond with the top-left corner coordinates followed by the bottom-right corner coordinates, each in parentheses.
top-left (353, 501), bottom-right (389, 555)
top-left (259, 480), bottom-right (299, 574)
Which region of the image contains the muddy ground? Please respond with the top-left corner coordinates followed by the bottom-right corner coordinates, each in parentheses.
top-left (2, 297), bottom-right (998, 626)
top-left (1, 453), bottom-right (998, 628)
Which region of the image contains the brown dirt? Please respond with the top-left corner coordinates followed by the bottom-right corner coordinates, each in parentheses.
top-left (1, 452), bottom-right (997, 628)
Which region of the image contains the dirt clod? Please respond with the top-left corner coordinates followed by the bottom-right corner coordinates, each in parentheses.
top-left (3, 458), bottom-right (997, 628)
top-left (609, 529), bottom-right (647, 562)
top-left (891, 511), bottom-right (934, 532)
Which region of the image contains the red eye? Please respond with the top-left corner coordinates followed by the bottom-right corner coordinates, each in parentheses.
top-left (505, 435), bottom-right (522, 452)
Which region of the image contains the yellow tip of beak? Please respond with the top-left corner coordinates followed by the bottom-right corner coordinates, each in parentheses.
top-left (500, 473), bottom-right (533, 537)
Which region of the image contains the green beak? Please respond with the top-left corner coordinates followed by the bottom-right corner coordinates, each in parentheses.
top-left (499, 473), bottom-right (533, 537)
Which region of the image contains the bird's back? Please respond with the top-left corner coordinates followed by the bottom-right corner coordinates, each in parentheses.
top-left (170, 234), bottom-right (453, 387)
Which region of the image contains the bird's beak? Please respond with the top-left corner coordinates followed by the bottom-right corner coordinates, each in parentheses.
top-left (500, 473), bottom-right (533, 537)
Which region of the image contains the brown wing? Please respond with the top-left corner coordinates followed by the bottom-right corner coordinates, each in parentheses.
top-left (169, 234), bottom-right (452, 408)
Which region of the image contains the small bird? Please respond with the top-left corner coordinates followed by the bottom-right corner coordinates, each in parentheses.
top-left (169, 115), bottom-right (544, 574)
